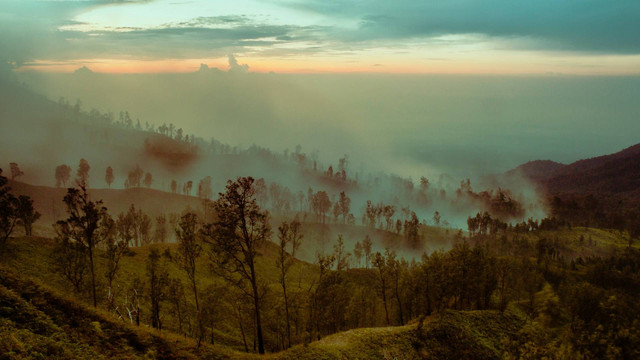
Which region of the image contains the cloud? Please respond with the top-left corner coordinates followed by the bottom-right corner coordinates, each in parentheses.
top-left (2, 0), bottom-right (638, 70)
top-left (227, 54), bottom-right (249, 72)
top-left (278, 0), bottom-right (640, 54)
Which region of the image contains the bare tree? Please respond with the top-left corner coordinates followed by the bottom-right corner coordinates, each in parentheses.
top-left (202, 177), bottom-right (271, 354)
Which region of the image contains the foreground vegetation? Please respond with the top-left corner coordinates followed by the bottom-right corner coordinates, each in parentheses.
top-left (2, 167), bottom-right (640, 359)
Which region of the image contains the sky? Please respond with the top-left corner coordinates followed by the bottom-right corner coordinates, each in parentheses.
top-left (1, 0), bottom-right (640, 181)
top-left (1, 0), bottom-right (639, 74)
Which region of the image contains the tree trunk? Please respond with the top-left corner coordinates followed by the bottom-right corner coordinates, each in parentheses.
top-left (89, 245), bottom-right (97, 307)
top-left (381, 279), bottom-right (390, 325)
top-left (250, 264), bottom-right (265, 354)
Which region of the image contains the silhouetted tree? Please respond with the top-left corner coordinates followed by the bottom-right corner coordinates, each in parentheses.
top-left (353, 241), bottom-right (363, 268)
top-left (0, 169), bottom-right (18, 256)
top-left (16, 195), bottom-right (40, 236)
top-left (202, 177), bottom-right (270, 354)
top-left (170, 180), bottom-right (178, 194)
top-left (126, 165), bottom-right (143, 188)
top-left (338, 192), bottom-right (351, 224)
top-left (433, 211), bottom-right (441, 226)
top-left (312, 191), bottom-right (331, 224)
top-left (147, 246), bottom-right (169, 329)
top-left (175, 212), bottom-right (204, 346)
top-left (197, 176), bottom-right (213, 200)
top-left (154, 214), bottom-right (168, 243)
top-left (52, 234), bottom-right (88, 293)
top-left (56, 184), bottom-right (112, 307)
top-left (9, 162), bottom-right (23, 180)
top-left (76, 158), bottom-right (90, 186)
top-left (276, 219), bottom-right (303, 348)
top-left (372, 251), bottom-right (390, 325)
top-left (55, 164), bottom-right (72, 187)
top-left (143, 172), bottom-right (153, 188)
top-left (362, 235), bottom-right (372, 268)
top-left (105, 166), bottom-right (114, 188)
top-left (104, 223), bottom-right (128, 311)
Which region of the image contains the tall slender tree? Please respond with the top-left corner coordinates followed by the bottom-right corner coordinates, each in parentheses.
top-left (56, 183), bottom-right (112, 307)
top-left (202, 177), bottom-right (271, 354)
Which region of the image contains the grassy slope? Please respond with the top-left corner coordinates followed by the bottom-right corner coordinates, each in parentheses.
top-left (260, 310), bottom-right (525, 360)
top-left (0, 266), bottom-right (236, 360)
top-left (1, 225), bottom-right (632, 359)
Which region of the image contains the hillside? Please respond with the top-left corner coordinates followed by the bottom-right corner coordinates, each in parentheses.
top-left (7, 180), bottom-right (203, 237)
top-left (511, 143), bottom-right (640, 201)
top-left (0, 266), bottom-right (235, 360)
top-left (0, 260), bottom-right (530, 360)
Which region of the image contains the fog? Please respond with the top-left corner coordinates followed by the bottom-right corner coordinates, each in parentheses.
top-left (2, 66), bottom-right (639, 250)
top-left (17, 68), bottom-right (640, 179)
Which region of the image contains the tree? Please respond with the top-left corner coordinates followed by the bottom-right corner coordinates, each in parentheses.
top-left (385, 249), bottom-right (404, 325)
top-left (254, 178), bottom-right (268, 207)
top-left (433, 211), bottom-right (441, 226)
top-left (338, 192), bottom-right (351, 224)
top-left (143, 172), bottom-right (153, 188)
top-left (52, 234), bottom-right (88, 293)
top-left (197, 176), bottom-right (213, 200)
top-left (202, 177), bottom-right (271, 354)
top-left (276, 219), bottom-right (303, 348)
top-left (154, 214), bottom-right (168, 243)
top-left (56, 183), bottom-right (112, 307)
top-left (353, 241), bottom-right (363, 268)
top-left (55, 164), bottom-right (72, 187)
top-left (104, 223), bottom-right (128, 312)
top-left (333, 235), bottom-right (350, 271)
top-left (312, 191), bottom-right (331, 224)
top-left (9, 162), bottom-right (24, 180)
top-left (105, 166), bottom-right (114, 188)
top-left (175, 212), bottom-right (204, 345)
top-left (183, 181), bottom-right (193, 196)
top-left (147, 246), bottom-right (169, 329)
top-left (126, 165), bottom-right (143, 188)
top-left (372, 251), bottom-right (390, 325)
top-left (404, 212), bottom-right (420, 247)
top-left (76, 158), bottom-right (90, 186)
top-left (0, 169), bottom-right (18, 256)
top-left (171, 180), bottom-right (178, 194)
top-left (16, 195), bottom-right (40, 236)
top-left (362, 235), bottom-right (372, 268)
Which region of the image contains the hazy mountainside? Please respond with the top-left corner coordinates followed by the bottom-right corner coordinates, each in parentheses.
top-left (512, 143), bottom-right (640, 200)
top-left (7, 180), bottom-right (455, 260)
top-left (7, 180), bottom-right (203, 235)
top-left (508, 160), bottom-right (566, 182)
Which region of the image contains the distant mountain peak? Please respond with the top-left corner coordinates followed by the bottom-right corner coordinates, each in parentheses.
top-left (73, 66), bottom-right (93, 75)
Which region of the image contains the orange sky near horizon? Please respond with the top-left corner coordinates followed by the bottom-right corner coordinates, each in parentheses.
top-left (16, 55), bottom-right (640, 76)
